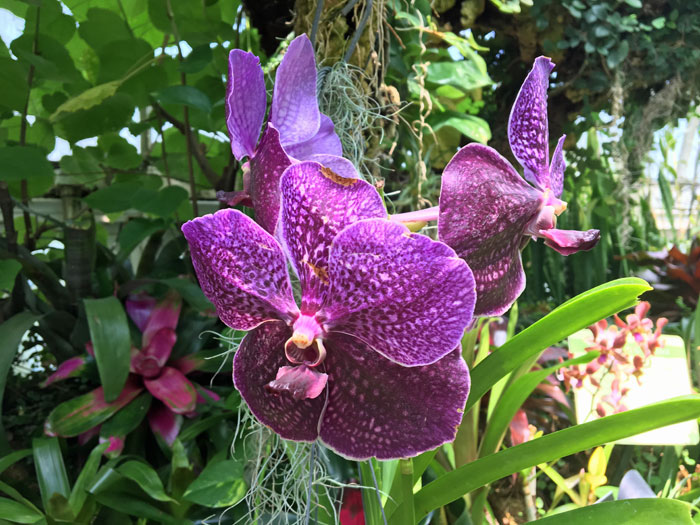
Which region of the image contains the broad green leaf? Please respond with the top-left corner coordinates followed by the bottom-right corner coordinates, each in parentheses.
top-left (414, 395), bottom-right (700, 518)
top-left (179, 44), bottom-right (213, 73)
top-left (67, 442), bottom-right (109, 515)
top-left (116, 461), bottom-right (174, 503)
top-left (50, 81), bottom-right (122, 121)
top-left (0, 313), bottom-right (40, 454)
top-left (0, 260), bottom-right (22, 293)
top-left (0, 450), bottom-right (32, 476)
top-left (77, 7), bottom-right (133, 52)
top-left (606, 40), bottom-right (629, 69)
top-left (117, 218), bottom-right (168, 260)
top-left (0, 498), bottom-right (43, 524)
top-left (159, 278), bottom-right (213, 311)
top-left (54, 92), bottom-right (134, 143)
top-left (426, 61), bottom-right (492, 92)
top-left (657, 170), bottom-right (676, 241)
top-left (0, 58), bottom-right (29, 112)
top-left (154, 85), bottom-right (212, 114)
top-left (100, 393), bottom-right (151, 445)
top-left (535, 498), bottom-right (692, 524)
top-left (467, 278), bottom-right (651, 411)
top-left (182, 459), bottom-right (246, 507)
top-left (32, 438), bottom-right (70, 512)
top-left (84, 296), bottom-right (131, 401)
top-left (0, 480), bottom-right (43, 519)
top-left (44, 381), bottom-right (143, 437)
top-left (0, 146), bottom-right (54, 185)
top-left (358, 460), bottom-right (385, 525)
top-left (430, 111), bottom-right (491, 144)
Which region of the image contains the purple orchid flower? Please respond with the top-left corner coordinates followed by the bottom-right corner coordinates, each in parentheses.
top-left (219, 34), bottom-right (356, 234)
top-left (182, 161), bottom-right (475, 460)
top-left (393, 57), bottom-right (600, 317)
top-left (44, 293), bottom-right (219, 453)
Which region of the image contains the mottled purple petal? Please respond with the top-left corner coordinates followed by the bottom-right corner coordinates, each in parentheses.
top-left (248, 125), bottom-right (292, 234)
top-left (280, 161), bottom-right (386, 312)
top-left (233, 321), bottom-right (326, 441)
top-left (144, 367), bottom-right (197, 415)
top-left (132, 328), bottom-right (176, 378)
top-left (438, 144), bottom-right (543, 317)
top-left (323, 219), bottom-right (475, 366)
top-left (539, 228), bottom-right (601, 256)
top-left (226, 50), bottom-right (266, 160)
top-left (549, 134), bottom-right (566, 197)
top-left (182, 209), bottom-right (298, 330)
top-left (266, 365), bottom-right (328, 400)
top-left (142, 294), bottom-right (180, 347)
top-left (216, 190), bottom-right (253, 208)
top-left (148, 403), bottom-right (182, 446)
top-left (284, 114), bottom-right (343, 159)
top-left (126, 294), bottom-right (157, 333)
top-left (271, 35), bottom-right (320, 146)
top-left (319, 335), bottom-right (470, 460)
top-left (42, 356), bottom-right (86, 387)
top-left (305, 154), bottom-right (359, 179)
top-left (508, 56), bottom-right (554, 190)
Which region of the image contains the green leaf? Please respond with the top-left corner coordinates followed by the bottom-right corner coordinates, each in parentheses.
top-left (179, 44), bottom-right (213, 74)
top-left (535, 499), bottom-right (692, 524)
top-left (117, 218), bottom-right (167, 260)
top-left (657, 170), bottom-right (676, 241)
top-left (50, 81), bottom-right (122, 121)
top-left (159, 278), bottom-right (213, 311)
top-left (67, 442), bottom-right (109, 516)
top-left (466, 278), bottom-right (651, 411)
top-left (32, 438), bottom-right (70, 512)
top-left (154, 85), bottom-right (212, 113)
top-left (426, 60), bottom-right (492, 92)
top-left (651, 17), bottom-right (666, 29)
top-left (0, 449), bottom-right (32, 476)
top-left (358, 460), bottom-right (385, 525)
top-left (183, 459), bottom-right (246, 507)
top-left (116, 461), bottom-right (175, 503)
top-left (430, 112), bottom-right (491, 144)
top-left (0, 313), bottom-right (40, 454)
top-left (606, 40), bottom-right (629, 69)
top-left (414, 395), bottom-right (700, 519)
top-left (624, 0), bottom-right (642, 7)
top-left (100, 393), bottom-right (151, 443)
top-left (0, 58), bottom-right (29, 112)
top-left (0, 260), bottom-right (22, 293)
top-left (84, 296), bottom-right (131, 402)
top-left (0, 498), bottom-right (43, 524)
top-left (0, 146), bottom-right (55, 190)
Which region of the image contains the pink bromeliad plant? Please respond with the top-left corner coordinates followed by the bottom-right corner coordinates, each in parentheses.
top-left (43, 293), bottom-right (218, 455)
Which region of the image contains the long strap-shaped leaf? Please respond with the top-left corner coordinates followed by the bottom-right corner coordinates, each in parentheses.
top-left (414, 395), bottom-right (700, 519)
top-left (466, 278), bottom-right (651, 412)
top-left (533, 498), bottom-right (693, 524)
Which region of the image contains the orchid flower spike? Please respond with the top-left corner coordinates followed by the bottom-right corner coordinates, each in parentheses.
top-left (438, 56), bottom-right (600, 317)
top-left (220, 34), bottom-right (356, 233)
top-left (183, 161), bottom-right (475, 460)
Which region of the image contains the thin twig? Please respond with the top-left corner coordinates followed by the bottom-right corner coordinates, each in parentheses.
top-left (368, 459), bottom-right (388, 525)
top-left (310, 0), bottom-right (325, 47)
top-left (303, 442), bottom-right (317, 525)
top-left (343, 0), bottom-right (373, 63)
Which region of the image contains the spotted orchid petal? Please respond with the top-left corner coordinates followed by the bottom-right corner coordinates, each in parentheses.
top-left (226, 50), bottom-right (266, 160)
top-left (280, 161), bottom-right (385, 312)
top-left (508, 56), bottom-right (554, 191)
top-left (42, 356), bottom-right (87, 387)
top-left (144, 367), bottom-right (197, 415)
top-left (549, 134), bottom-right (566, 198)
top-left (182, 209), bottom-right (299, 330)
top-left (248, 125), bottom-right (292, 234)
top-left (539, 228), bottom-right (601, 256)
top-left (233, 322), bottom-right (326, 442)
top-left (439, 143), bottom-right (543, 317)
top-left (305, 154), bottom-right (359, 179)
top-left (322, 219), bottom-right (475, 366)
top-left (320, 336), bottom-right (470, 460)
top-left (284, 114), bottom-right (343, 160)
top-left (148, 402), bottom-right (182, 446)
top-left (125, 294), bottom-right (157, 333)
top-left (131, 328), bottom-right (176, 378)
top-left (271, 35), bottom-right (321, 147)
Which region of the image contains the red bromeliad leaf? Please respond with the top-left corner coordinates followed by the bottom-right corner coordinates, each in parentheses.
top-left (170, 354), bottom-right (205, 375)
top-left (142, 294), bottom-right (181, 348)
top-left (131, 328), bottom-right (177, 378)
top-left (143, 367), bottom-right (197, 414)
top-left (42, 356), bottom-right (87, 387)
top-left (509, 409), bottom-right (531, 446)
top-left (339, 487), bottom-right (365, 525)
top-left (148, 402), bottom-right (182, 446)
top-left (44, 378), bottom-right (143, 437)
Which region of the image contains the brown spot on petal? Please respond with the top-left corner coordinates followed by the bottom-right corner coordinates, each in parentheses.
top-left (305, 261), bottom-right (330, 285)
top-left (321, 166), bottom-right (357, 186)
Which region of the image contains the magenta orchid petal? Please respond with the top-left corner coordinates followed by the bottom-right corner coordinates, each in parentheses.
top-left (142, 294), bottom-right (181, 348)
top-left (270, 35), bottom-right (321, 147)
top-left (549, 134), bottom-right (566, 198)
top-left (226, 49), bottom-right (266, 160)
top-left (248, 124), bottom-right (293, 234)
top-left (304, 154), bottom-right (359, 179)
top-left (233, 322), bottom-right (326, 442)
top-left (125, 294), bottom-right (157, 333)
top-left (148, 402), bottom-right (182, 446)
top-left (438, 143), bottom-right (543, 317)
top-left (508, 56), bottom-right (554, 190)
top-left (132, 328), bottom-right (176, 378)
top-left (280, 161), bottom-right (385, 312)
top-left (539, 228), bottom-right (601, 256)
top-left (284, 114), bottom-right (343, 159)
top-left (319, 336), bottom-right (470, 460)
top-left (143, 367), bottom-right (197, 415)
top-left (323, 219), bottom-right (475, 366)
top-left (182, 209), bottom-right (299, 330)
top-left (266, 365), bottom-right (329, 400)
top-left (42, 356), bottom-right (86, 387)
top-left (216, 190), bottom-right (253, 209)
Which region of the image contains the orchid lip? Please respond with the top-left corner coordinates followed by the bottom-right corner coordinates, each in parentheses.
top-left (543, 189), bottom-right (567, 215)
top-left (284, 338), bottom-right (327, 367)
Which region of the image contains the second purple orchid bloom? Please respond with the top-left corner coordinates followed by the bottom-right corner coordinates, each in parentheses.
top-left (395, 56), bottom-right (600, 317)
top-left (220, 34), bottom-right (357, 234)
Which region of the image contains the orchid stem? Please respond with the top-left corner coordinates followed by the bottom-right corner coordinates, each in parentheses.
top-left (303, 442), bottom-right (317, 525)
top-left (390, 206), bottom-right (439, 225)
top-left (395, 458), bottom-right (416, 525)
